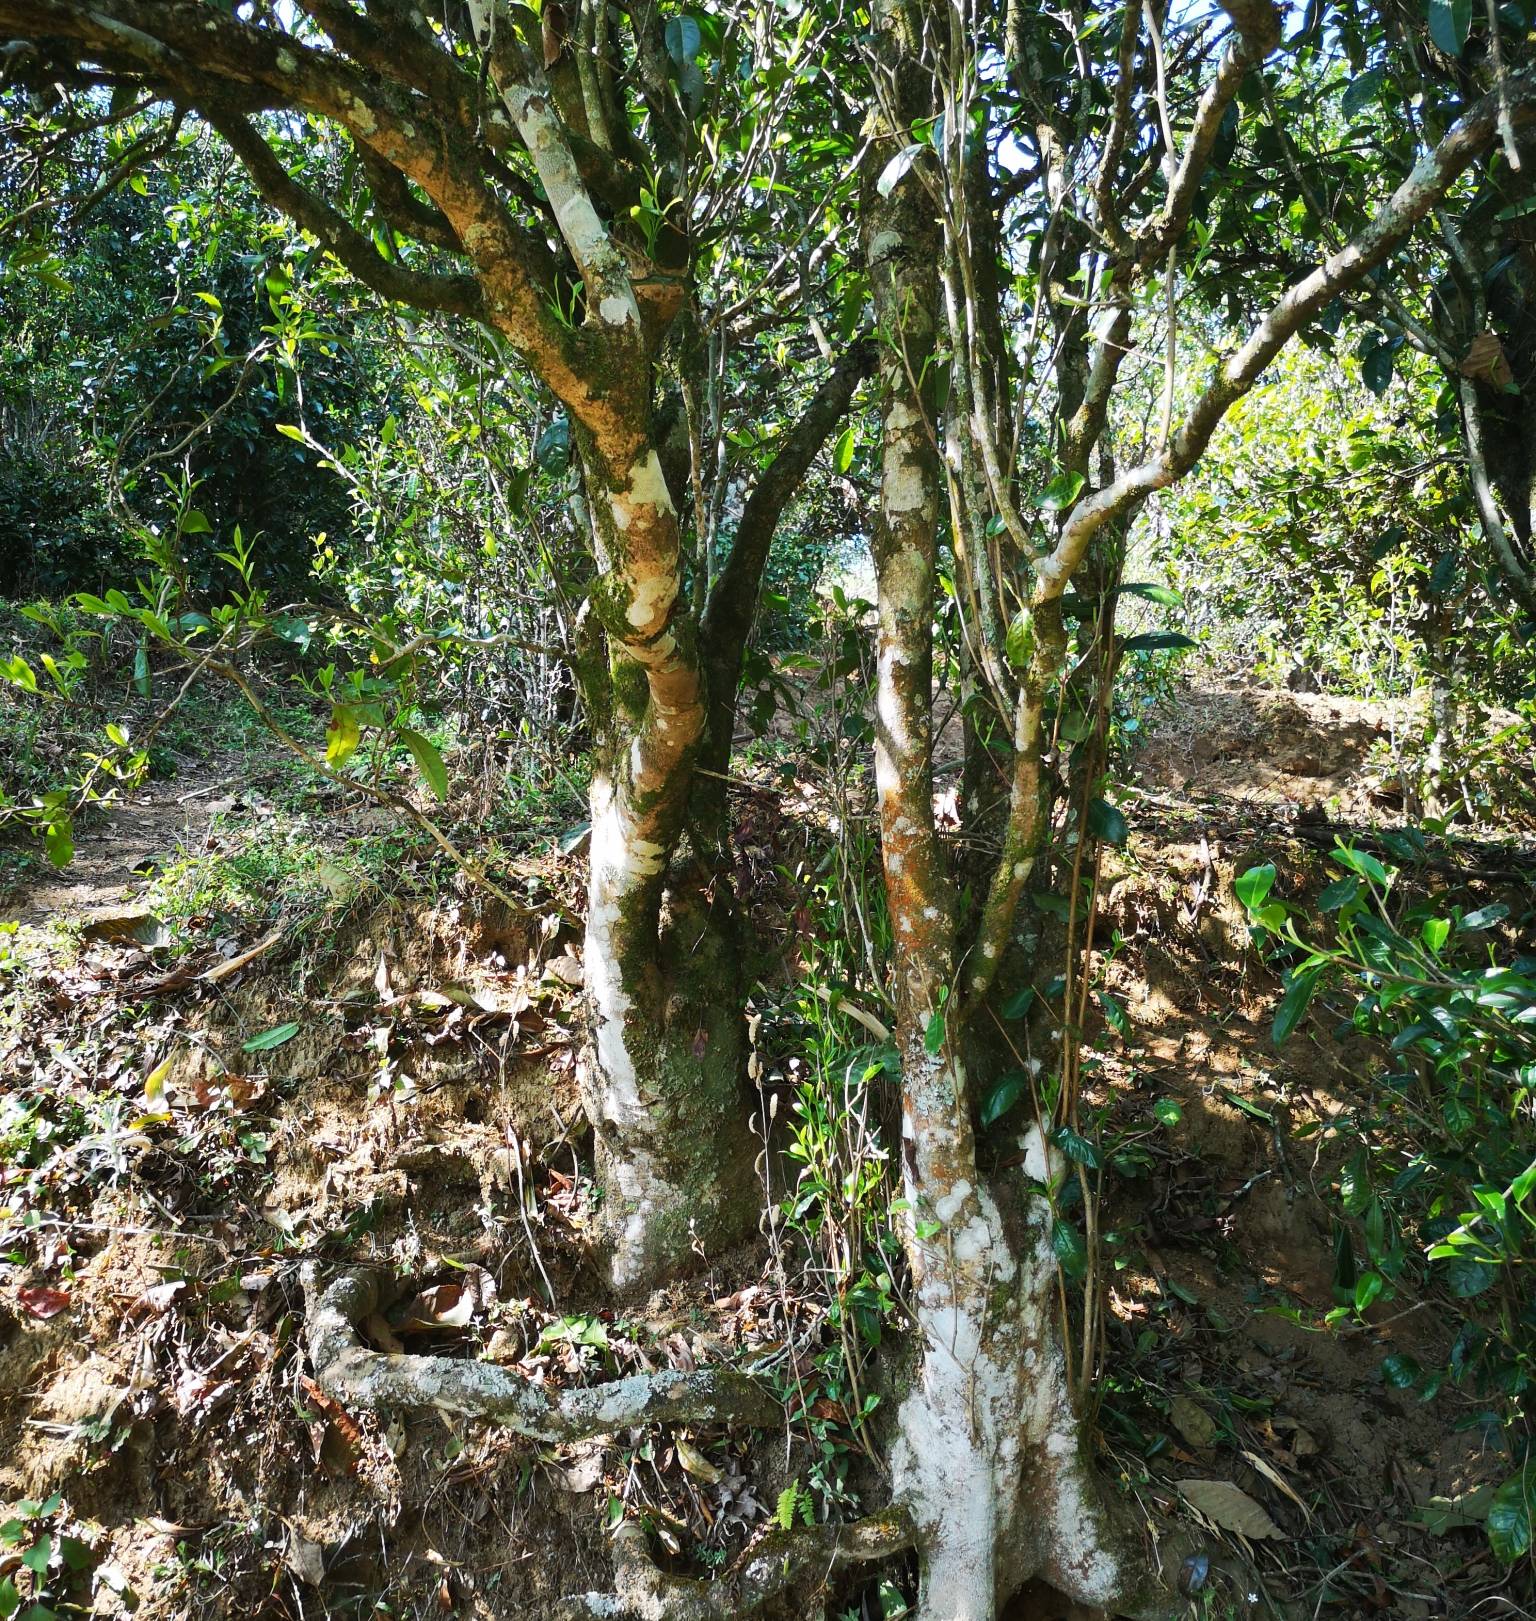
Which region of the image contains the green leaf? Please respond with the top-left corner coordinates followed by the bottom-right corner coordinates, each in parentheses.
top-left (1036, 470), bottom-right (1085, 511)
top-left (923, 1010), bottom-right (945, 1056)
top-left (1381, 1352), bottom-right (1421, 1389)
top-left (1489, 1468), bottom-right (1536, 1563)
top-left (1153, 1098), bottom-right (1183, 1127)
top-left (43, 816), bottom-right (73, 869)
top-left (1318, 875), bottom-right (1359, 910)
top-left (664, 13), bottom-right (702, 63)
top-left (1273, 969), bottom-right (1319, 1043)
top-left (1053, 1124), bottom-right (1101, 1169)
top-left (1427, 0), bottom-right (1472, 55)
top-left (1120, 631), bottom-right (1198, 652)
top-left (1098, 991), bottom-right (1131, 1040)
top-left (1235, 863), bottom-right (1276, 911)
top-left (1440, 1256), bottom-right (1497, 1297)
top-left (1086, 797), bottom-right (1128, 848)
top-left (0, 1577), bottom-right (18, 1619)
top-left (326, 706), bottom-right (361, 768)
top-left (57, 1536), bottom-right (93, 1573)
top-left (20, 1536), bottom-right (51, 1576)
top-left (242, 1021), bottom-right (300, 1053)
top-left (1333, 844), bottom-right (1390, 885)
top-left (1361, 342), bottom-right (1394, 394)
top-left (132, 645), bottom-right (152, 699)
top-left (400, 728), bottom-right (448, 802)
top-left (833, 425), bottom-right (855, 474)
top-left (1118, 582), bottom-right (1184, 608)
top-left (1341, 65), bottom-right (1385, 119)
top-left (1459, 904), bottom-right (1509, 932)
top-left (1051, 1217), bottom-right (1087, 1277)
top-left (1005, 607), bottom-right (1036, 670)
top-left (1000, 987), bottom-right (1035, 1020)
top-left (1353, 1270), bottom-right (1384, 1313)
top-left (534, 416), bottom-right (571, 473)
top-left (179, 508), bottom-right (212, 535)
top-left (981, 1070), bottom-right (1027, 1127)
top-left (1420, 916), bottom-right (1450, 953)
top-left (1, 656), bottom-right (37, 693)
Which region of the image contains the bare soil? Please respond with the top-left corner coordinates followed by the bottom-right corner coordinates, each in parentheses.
top-left (2, 678), bottom-right (1532, 1620)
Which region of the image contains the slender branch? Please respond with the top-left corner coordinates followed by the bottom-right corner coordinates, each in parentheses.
top-left (1138, 0), bottom-right (1281, 267)
top-left (696, 338), bottom-right (877, 785)
top-left (1458, 376), bottom-right (1536, 615)
top-left (1038, 67), bottom-right (1536, 604)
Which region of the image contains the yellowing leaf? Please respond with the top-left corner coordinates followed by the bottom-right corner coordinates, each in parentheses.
top-left (326, 705), bottom-right (361, 768)
top-left (143, 1056), bottom-right (173, 1108)
top-left (674, 1438), bottom-right (722, 1484)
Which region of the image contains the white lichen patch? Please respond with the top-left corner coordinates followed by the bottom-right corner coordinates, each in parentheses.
top-left (934, 1180), bottom-right (972, 1224)
top-left (624, 448), bottom-right (676, 514)
top-left (1021, 1120), bottom-right (1065, 1185)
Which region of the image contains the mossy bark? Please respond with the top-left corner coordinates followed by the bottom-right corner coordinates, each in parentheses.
top-left (581, 785), bottom-right (760, 1289)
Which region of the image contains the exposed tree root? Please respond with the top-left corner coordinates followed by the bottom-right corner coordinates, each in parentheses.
top-left (302, 1266), bottom-right (1292, 1620)
top-left (301, 1265), bottom-right (779, 1441)
top-left (555, 1513), bottom-right (914, 1619)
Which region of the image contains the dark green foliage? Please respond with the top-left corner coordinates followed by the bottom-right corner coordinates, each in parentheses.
top-left (1238, 843), bottom-right (1536, 1562)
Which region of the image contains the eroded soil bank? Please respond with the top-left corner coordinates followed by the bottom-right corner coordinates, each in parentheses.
top-left (2, 679), bottom-right (1531, 1619)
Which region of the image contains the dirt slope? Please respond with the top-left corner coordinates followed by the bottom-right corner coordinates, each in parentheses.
top-left (1, 680), bottom-right (1531, 1621)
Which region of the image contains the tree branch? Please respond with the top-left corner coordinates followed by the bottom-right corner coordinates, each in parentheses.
top-left (205, 109), bottom-right (485, 317)
top-left (696, 337), bottom-right (877, 783)
top-left (1037, 66), bottom-right (1536, 604)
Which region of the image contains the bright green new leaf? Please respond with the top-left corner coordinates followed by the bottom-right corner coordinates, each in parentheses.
top-left (1005, 607), bottom-right (1035, 670)
top-left (1235, 863), bottom-right (1276, 911)
top-left (1035, 470), bottom-right (1085, 511)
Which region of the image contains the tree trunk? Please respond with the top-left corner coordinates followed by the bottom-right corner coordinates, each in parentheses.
top-left (574, 426), bottom-right (760, 1289)
top-left (862, 87), bottom-right (1152, 1620)
top-left (583, 777), bottom-right (760, 1289)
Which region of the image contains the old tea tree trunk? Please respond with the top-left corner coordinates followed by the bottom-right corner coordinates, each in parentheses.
top-left (0, 0), bottom-right (771, 1288)
top-left (859, 116), bottom-right (1141, 1621)
top-left (853, 0), bottom-right (1536, 1614)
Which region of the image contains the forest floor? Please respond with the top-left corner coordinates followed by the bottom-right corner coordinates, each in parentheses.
top-left (1, 672), bottom-right (1533, 1621)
